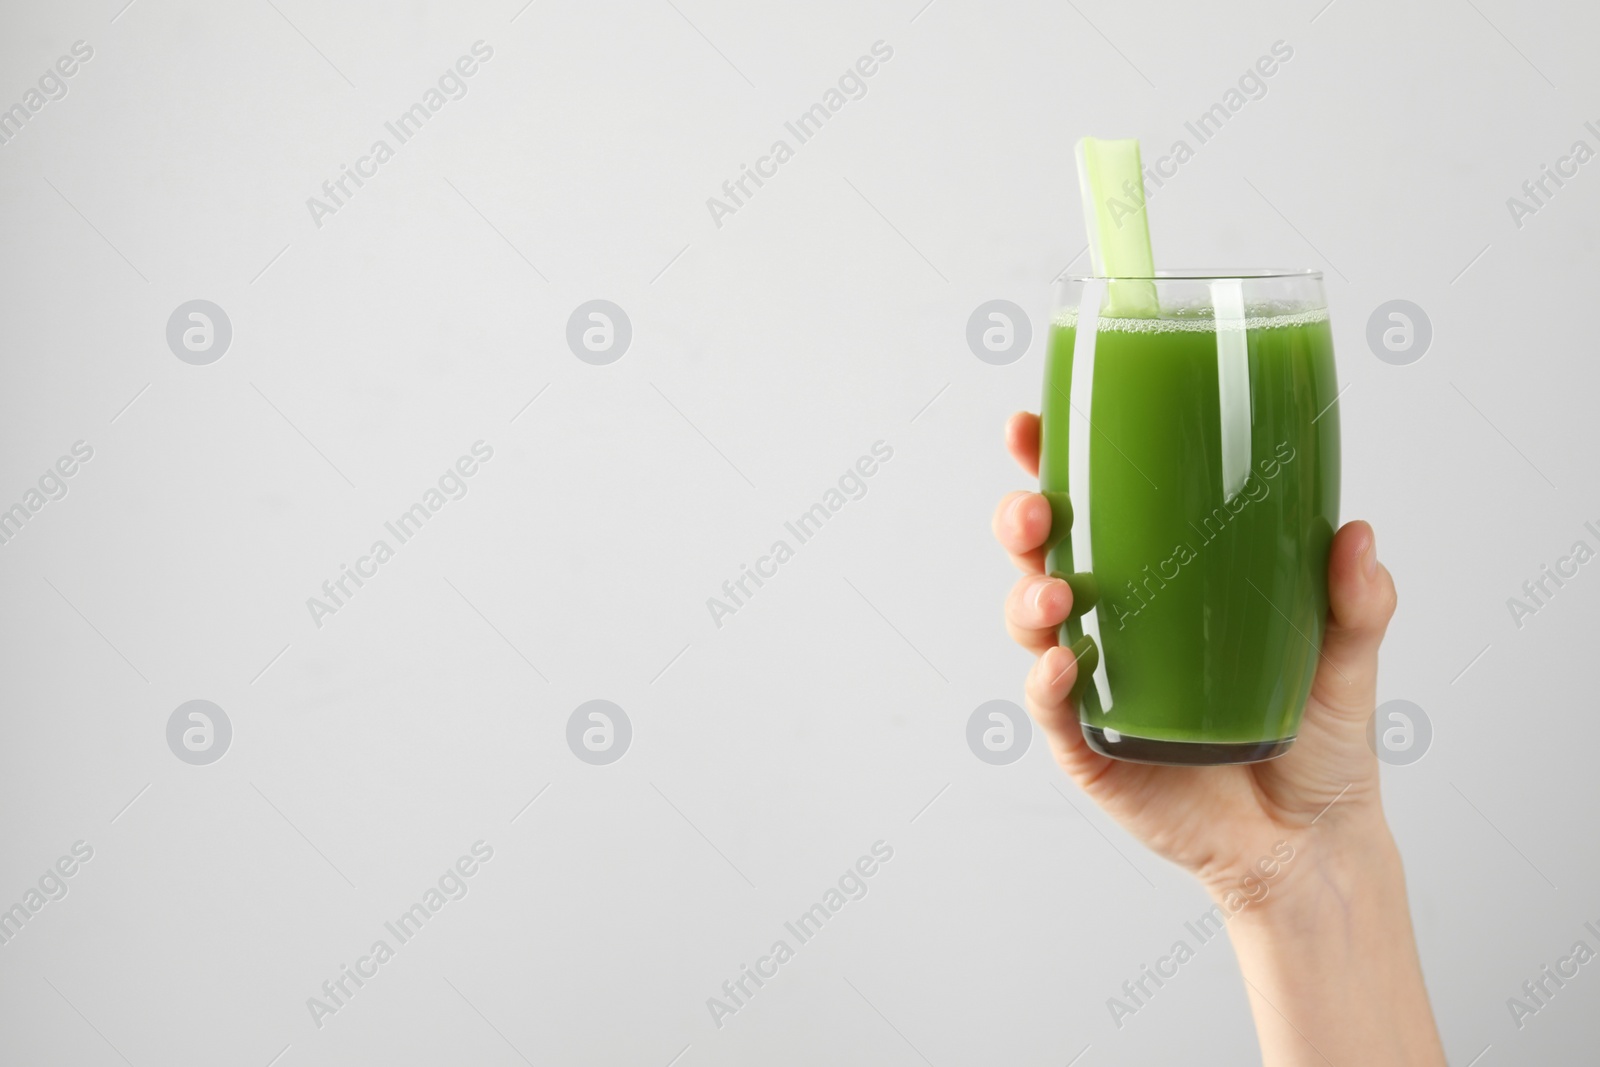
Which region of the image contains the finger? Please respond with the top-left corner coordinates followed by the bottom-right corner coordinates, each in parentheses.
top-left (1005, 574), bottom-right (1073, 653)
top-left (1006, 411), bottom-right (1040, 477)
top-left (1025, 644), bottom-right (1111, 782)
top-left (1310, 520), bottom-right (1397, 723)
top-left (991, 491), bottom-right (1053, 573)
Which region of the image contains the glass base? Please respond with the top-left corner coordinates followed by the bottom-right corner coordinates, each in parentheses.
top-left (1082, 724), bottom-right (1294, 766)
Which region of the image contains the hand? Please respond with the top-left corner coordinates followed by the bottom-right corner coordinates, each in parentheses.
top-left (992, 411), bottom-right (1397, 895)
top-left (996, 410), bottom-right (1444, 1063)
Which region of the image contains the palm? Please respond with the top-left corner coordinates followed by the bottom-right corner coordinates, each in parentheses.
top-left (1066, 698), bottom-right (1370, 881)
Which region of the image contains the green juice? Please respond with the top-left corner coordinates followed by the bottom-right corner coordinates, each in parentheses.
top-left (1040, 309), bottom-right (1340, 760)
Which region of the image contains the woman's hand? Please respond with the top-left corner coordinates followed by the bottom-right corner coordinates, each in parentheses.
top-left (994, 410), bottom-right (1396, 889)
top-left (995, 410), bottom-right (1445, 1065)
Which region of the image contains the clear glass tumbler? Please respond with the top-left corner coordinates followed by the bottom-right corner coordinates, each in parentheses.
top-left (1039, 270), bottom-right (1340, 764)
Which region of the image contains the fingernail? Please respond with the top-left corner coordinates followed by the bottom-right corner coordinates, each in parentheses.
top-left (1006, 495), bottom-right (1027, 530)
top-left (1047, 645), bottom-right (1077, 687)
top-left (1363, 534), bottom-right (1378, 578)
top-left (1030, 577), bottom-right (1059, 615)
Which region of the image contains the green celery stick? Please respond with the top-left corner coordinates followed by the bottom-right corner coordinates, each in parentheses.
top-left (1075, 137), bottom-right (1159, 317)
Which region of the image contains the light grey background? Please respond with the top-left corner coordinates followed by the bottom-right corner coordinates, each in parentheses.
top-left (2, 0), bottom-right (1597, 1064)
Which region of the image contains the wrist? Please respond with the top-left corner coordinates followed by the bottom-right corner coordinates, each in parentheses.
top-left (1213, 812), bottom-right (1446, 1066)
top-left (1214, 806), bottom-right (1400, 933)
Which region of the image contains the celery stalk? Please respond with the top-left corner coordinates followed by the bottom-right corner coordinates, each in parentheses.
top-left (1075, 137), bottom-right (1159, 317)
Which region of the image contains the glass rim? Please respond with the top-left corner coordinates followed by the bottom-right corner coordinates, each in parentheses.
top-left (1062, 268), bottom-right (1323, 282)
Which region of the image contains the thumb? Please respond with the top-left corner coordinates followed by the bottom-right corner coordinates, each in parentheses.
top-left (1311, 520), bottom-right (1397, 723)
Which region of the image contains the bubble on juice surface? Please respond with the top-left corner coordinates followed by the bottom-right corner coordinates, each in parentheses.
top-left (1051, 307), bottom-right (1330, 333)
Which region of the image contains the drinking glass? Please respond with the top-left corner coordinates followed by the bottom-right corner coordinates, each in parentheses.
top-left (1040, 270), bottom-right (1340, 764)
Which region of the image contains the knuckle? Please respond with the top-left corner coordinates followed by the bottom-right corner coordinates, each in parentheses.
top-left (1378, 569), bottom-right (1399, 622)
